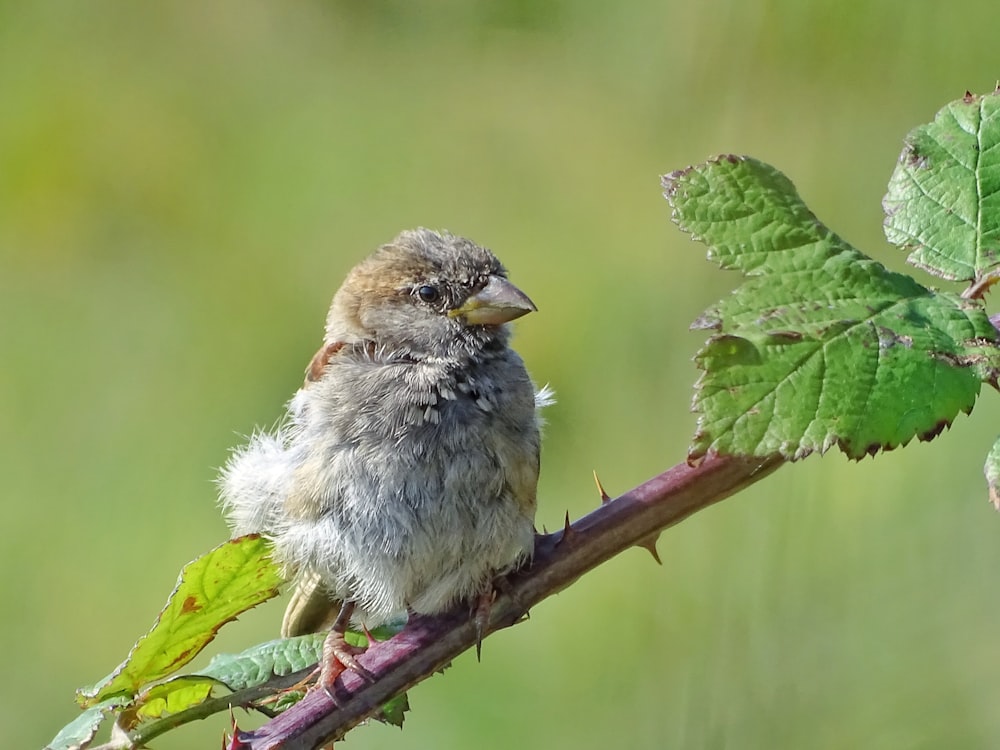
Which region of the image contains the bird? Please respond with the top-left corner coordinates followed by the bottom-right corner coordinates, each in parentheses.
top-left (219, 228), bottom-right (551, 685)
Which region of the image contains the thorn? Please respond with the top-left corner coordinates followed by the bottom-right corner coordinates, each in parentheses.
top-left (555, 511), bottom-right (576, 546)
top-left (474, 591), bottom-right (494, 661)
top-left (593, 470), bottom-right (611, 504)
top-left (223, 708), bottom-right (248, 750)
top-left (361, 621), bottom-right (377, 646)
top-left (636, 532), bottom-right (662, 565)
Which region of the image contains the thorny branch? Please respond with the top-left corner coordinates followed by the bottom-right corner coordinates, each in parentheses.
top-left (239, 452), bottom-right (784, 750)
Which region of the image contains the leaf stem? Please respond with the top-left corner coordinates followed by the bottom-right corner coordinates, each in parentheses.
top-left (85, 668), bottom-right (315, 750)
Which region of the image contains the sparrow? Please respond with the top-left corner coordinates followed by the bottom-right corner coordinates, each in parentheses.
top-left (219, 228), bottom-right (551, 682)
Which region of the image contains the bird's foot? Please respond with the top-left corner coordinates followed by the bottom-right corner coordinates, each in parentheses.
top-left (472, 575), bottom-right (530, 660)
top-left (319, 628), bottom-right (376, 696)
top-left (473, 589), bottom-right (496, 661)
top-left (316, 601), bottom-right (377, 700)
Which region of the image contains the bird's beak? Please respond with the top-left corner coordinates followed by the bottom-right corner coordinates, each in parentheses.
top-left (449, 275), bottom-right (537, 326)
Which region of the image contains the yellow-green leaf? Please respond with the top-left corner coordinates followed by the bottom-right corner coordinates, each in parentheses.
top-left (77, 535), bottom-right (282, 707)
top-left (129, 676), bottom-right (220, 726)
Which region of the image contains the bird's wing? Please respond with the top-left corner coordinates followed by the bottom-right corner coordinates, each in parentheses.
top-left (281, 571), bottom-right (342, 637)
top-left (278, 342), bottom-right (350, 637)
top-left (305, 341), bottom-right (345, 384)
top-left (507, 439), bottom-right (540, 520)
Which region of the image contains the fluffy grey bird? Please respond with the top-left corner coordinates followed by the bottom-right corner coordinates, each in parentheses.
top-left (220, 228), bottom-right (551, 682)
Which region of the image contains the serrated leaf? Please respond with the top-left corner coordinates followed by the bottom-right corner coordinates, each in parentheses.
top-left (663, 155), bottom-right (1000, 460)
top-left (117, 635), bottom-right (324, 728)
top-left (78, 535), bottom-right (282, 707)
top-left (45, 697), bottom-right (126, 750)
top-left (110, 619), bottom-right (411, 734)
top-left (134, 622), bottom-right (411, 725)
top-left (380, 692), bottom-right (409, 728)
top-left (193, 621), bottom-right (402, 692)
top-left (271, 690), bottom-right (307, 713)
top-left (884, 89), bottom-right (1000, 283)
top-left (198, 633), bottom-right (326, 690)
top-left (128, 677), bottom-right (220, 726)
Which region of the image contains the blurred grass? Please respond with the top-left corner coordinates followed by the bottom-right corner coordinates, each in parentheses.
top-left (6, 1), bottom-right (1000, 748)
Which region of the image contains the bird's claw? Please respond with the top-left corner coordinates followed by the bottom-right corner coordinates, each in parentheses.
top-left (319, 627), bottom-right (376, 700)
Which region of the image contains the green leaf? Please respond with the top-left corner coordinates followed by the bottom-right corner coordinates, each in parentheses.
top-left (345, 615), bottom-right (408, 648)
top-left (201, 630), bottom-right (408, 726)
top-left (884, 89), bottom-right (1000, 283)
top-left (197, 633), bottom-right (325, 690)
top-left (193, 621), bottom-right (402, 692)
top-left (118, 635), bottom-right (323, 727)
top-left (77, 535), bottom-right (283, 707)
top-left (45, 697), bottom-right (125, 750)
top-left (380, 692), bottom-right (410, 728)
top-left (126, 625), bottom-right (411, 727)
top-left (129, 677), bottom-right (220, 725)
top-left (663, 155), bottom-right (1000, 460)
top-left (271, 689), bottom-right (307, 713)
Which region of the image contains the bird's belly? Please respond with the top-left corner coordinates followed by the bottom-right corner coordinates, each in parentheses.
top-left (275, 439), bottom-right (534, 625)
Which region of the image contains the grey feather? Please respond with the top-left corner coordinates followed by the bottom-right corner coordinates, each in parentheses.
top-left (219, 229), bottom-right (550, 631)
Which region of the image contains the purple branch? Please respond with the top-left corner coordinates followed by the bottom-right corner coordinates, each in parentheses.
top-left (241, 453), bottom-right (783, 750)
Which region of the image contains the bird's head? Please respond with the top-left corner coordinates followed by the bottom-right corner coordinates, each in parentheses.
top-left (324, 228), bottom-right (536, 361)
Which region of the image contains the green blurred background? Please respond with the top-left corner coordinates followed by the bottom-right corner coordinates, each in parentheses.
top-left (6, 2), bottom-right (1000, 747)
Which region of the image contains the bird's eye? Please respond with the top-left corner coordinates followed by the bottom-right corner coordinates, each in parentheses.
top-left (417, 285), bottom-right (440, 303)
